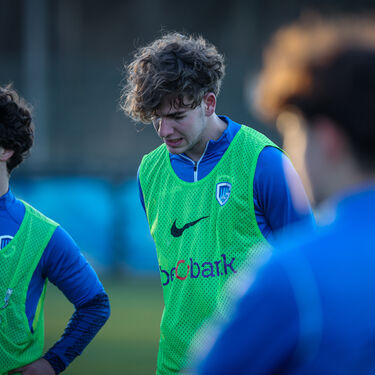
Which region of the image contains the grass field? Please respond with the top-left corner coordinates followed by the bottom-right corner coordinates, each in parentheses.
top-left (43, 277), bottom-right (164, 374)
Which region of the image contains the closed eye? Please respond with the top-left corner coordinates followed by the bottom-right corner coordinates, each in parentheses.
top-left (152, 112), bottom-right (185, 128)
top-left (168, 112), bottom-right (185, 120)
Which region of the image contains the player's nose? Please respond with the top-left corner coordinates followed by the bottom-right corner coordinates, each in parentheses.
top-left (158, 117), bottom-right (174, 138)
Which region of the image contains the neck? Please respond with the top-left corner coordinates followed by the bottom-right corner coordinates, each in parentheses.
top-left (206, 113), bottom-right (228, 141)
top-left (314, 155), bottom-right (371, 204)
top-left (0, 164), bottom-right (9, 197)
top-left (185, 113), bottom-right (227, 161)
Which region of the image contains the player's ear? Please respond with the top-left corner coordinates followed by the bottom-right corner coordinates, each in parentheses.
top-left (203, 93), bottom-right (216, 116)
top-left (0, 148), bottom-right (14, 162)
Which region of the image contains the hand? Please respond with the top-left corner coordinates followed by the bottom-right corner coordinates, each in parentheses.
top-left (8, 358), bottom-right (55, 375)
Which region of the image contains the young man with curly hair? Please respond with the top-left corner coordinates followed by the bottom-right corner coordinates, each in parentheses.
top-left (198, 16), bottom-right (375, 375)
top-left (121, 33), bottom-right (314, 374)
top-left (0, 85), bottom-right (110, 375)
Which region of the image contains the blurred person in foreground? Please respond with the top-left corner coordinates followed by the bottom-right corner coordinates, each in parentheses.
top-left (0, 85), bottom-right (110, 374)
top-left (121, 32), bottom-right (314, 374)
top-left (198, 15), bottom-right (375, 375)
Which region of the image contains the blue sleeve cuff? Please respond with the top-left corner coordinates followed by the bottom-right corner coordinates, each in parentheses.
top-left (43, 352), bottom-right (66, 375)
top-left (44, 292), bottom-right (110, 372)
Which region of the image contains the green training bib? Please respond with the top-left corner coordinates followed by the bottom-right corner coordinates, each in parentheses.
top-left (0, 201), bottom-right (58, 374)
top-left (139, 125), bottom-right (278, 374)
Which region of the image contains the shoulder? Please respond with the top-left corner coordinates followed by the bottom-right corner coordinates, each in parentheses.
top-left (4, 192), bottom-right (25, 225)
top-left (40, 224), bottom-right (106, 306)
top-left (254, 146), bottom-right (294, 183)
top-left (141, 143), bottom-right (167, 163)
top-left (232, 126), bottom-right (280, 165)
top-left (255, 146), bottom-right (288, 178)
top-left (139, 143), bottom-right (168, 177)
top-left (38, 224), bottom-right (84, 280)
top-left (240, 125), bottom-right (279, 149)
top-left (22, 200), bottom-right (59, 228)
top-left (40, 225), bottom-right (81, 271)
top-left (258, 146), bottom-right (284, 165)
top-left (254, 146), bottom-right (314, 231)
top-left (253, 147), bottom-right (288, 193)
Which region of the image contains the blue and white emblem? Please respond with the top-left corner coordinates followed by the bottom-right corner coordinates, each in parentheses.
top-left (0, 236), bottom-right (13, 250)
top-left (216, 182), bottom-right (232, 206)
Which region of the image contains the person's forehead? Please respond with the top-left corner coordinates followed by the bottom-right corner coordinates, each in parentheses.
top-left (157, 95), bottom-right (195, 115)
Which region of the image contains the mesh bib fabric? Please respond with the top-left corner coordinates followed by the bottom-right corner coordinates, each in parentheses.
top-left (139, 125), bottom-right (278, 374)
top-left (0, 201), bottom-right (57, 373)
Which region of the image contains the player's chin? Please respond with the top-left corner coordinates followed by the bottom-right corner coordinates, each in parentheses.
top-left (167, 147), bottom-right (184, 155)
top-left (165, 144), bottom-right (186, 155)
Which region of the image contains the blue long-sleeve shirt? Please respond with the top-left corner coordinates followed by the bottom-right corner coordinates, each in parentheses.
top-left (198, 186), bottom-right (375, 374)
top-left (138, 116), bottom-right (314, 242)
top-left (0, 189), bottom-right (110, 374)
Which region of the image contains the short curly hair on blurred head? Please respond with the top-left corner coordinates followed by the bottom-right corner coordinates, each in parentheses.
top-left (254, 15), bottom-right (375, 171)
top-left (254, 15), bottom-right (375, 121)
top-left (0, 85), bottom-right (33, 174)
top-left (121, 32), bottom-right (225, 123)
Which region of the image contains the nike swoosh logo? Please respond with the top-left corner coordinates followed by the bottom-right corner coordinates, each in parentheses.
top-left (171, 216), bottom-right (209, 238)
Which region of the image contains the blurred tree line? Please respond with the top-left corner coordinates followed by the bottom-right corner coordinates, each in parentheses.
top-left (1, 0), bottom-right (374, 179)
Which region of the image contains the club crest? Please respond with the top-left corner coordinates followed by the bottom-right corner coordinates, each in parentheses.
top-left (216, 182), bottom-right (232, 206)
top-left (0, 236), bottom-right (12, 250)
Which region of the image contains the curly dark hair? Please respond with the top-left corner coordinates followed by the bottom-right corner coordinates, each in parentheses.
top-left (255, 16), bottom-right (375, 171)
top-left (121, 32), bottom-right (225, 123)
top-left (0, 85), bottom-right (33, 174)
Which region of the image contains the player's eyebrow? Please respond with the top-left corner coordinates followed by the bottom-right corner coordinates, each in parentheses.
top-left (166, 110), bottom-right (186, 118)
top-left (154, 110), bottom-right (186, 118)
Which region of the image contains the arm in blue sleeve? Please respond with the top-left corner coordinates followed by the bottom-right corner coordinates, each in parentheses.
top-left (40, 226), bottom-right (110, 374)
top-left (198, 258), bottom-right (299, 375)
top-left (254, 147), bottom-right (315, 243)
top-left (137, 166), bottom-right (146, 212)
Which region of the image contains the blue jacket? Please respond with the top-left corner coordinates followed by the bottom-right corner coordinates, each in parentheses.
top-left (198, 186), bottom-right (375, 374)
